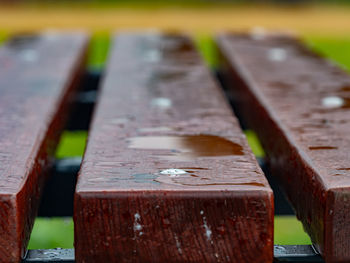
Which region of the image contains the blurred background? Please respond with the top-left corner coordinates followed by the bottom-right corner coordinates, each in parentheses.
top-left (1, 0), bottom-right (350, 251)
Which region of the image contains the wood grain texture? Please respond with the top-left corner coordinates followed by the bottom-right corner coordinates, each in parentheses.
top-left (217, 33), bottom-right (350, 263)
top-left (74, 33), bottom-right (273, 263)
top-left (0, 32), bottom-right (88, 262)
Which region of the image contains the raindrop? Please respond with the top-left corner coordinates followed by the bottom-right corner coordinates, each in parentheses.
top-left (268, 48), bottom-right (287, 62)
top-left (144, 49), bottom-right (161, 62)
top-left (151, 97), bottom-right (172, 109)
top-left (322, 96), bottom-right (344, 108)
top-left (20, 49), bottom-right (38, 62)
top-left (160, 169), bottom-right (187, 176)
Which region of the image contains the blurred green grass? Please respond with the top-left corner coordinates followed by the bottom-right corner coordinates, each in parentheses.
top-left (304, 36), bottom-right (350, 71)
top-left (87, 32), bottom-right (111, 71)
top-left (274, 216), bottom-right (311, 245)
top-left (243, 130), bottom-right (265, 158)
top-left (195, 34), bottom-right (219, 69)
top-left (55, 131), bottom-right (87, 158)
top-left (28, 218), bottom-right (74, 249)
top-left (0, 32), bottom-right (8, 43)
top-left (28, 33), bottom-right (350, 249)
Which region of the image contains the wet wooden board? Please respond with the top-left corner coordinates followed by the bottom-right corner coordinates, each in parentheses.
top-left (217, 33), bottom-right (350, 263)
top-left (0, 32), bottom-right (88, 262)
top-left (74, 33), bottom-right (273, 263)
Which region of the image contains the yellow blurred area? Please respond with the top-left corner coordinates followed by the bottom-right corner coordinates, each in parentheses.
top-left (0, 4), bottom-right (350, 37)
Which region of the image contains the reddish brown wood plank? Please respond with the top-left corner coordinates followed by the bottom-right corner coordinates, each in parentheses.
top-left (74, 33), bottom-right (273, 263)
top-left (0, 32), bottom-right (88, 262)
top-left (217, 33), bottom-right (350, 263)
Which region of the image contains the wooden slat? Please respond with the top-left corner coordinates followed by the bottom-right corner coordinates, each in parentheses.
top-left (216, 33), bottom-right (350, 263)
top-left (0, 32), bottom-right (88, 262)
top-left (74, 33), bottom-right (273, 263)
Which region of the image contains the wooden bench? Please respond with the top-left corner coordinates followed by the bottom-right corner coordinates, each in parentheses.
top-left (1, 31), bottom-right (349, 263)
top-left (74, 33), bottom-right (273, 263)
top-left (216, 33), bottom-right (350, 263)
top-left (0, 32), bottom-right (88, 262)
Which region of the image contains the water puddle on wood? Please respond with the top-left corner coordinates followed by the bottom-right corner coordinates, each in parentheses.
top-left (126, 135), bottom-right (263, 187)
top-left (130, 168), bottom-right (264, 187)
top-left (127, 134), bottom-right (244, 162)
top-left (154, 167), bottom-right (264, 186)
top-left (339, 85), bottom-right (350, 92)
top-left (308, 146), bottom-right (338, 150)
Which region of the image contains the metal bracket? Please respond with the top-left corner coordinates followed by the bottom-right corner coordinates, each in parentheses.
top-left (24, 249), bottom-right (74, 263)
top-left (274, 245), bottom-right (323, 262)
top-left (22, 246), bottom-right (324, 262)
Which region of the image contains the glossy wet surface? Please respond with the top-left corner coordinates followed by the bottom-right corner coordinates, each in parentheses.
top-left (75, 33), bottom-right (273, 263)
top-left (128, 166), bottom-right (266, 187)
top-left (218, 33), bottom-right (350, 188)
top-left (77, 33), bottom-right (270, 191)
top-left (153, 169), bottom-right (266, 186)
top-left (0, 33), bottom-right (88, 193)
top-left (128, 134), bottom-right (244, 162)
top-left (217, 33), bottom-right (350, 262)
top-left (0, 33), bottom-right (88, 262)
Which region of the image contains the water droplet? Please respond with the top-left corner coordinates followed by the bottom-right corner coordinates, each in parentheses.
top-left (132, 173), bottom-right (159, 184)
top-left (339, 86), bottom-right (350, 92)
top-left (201, 213), bottom-right (212, 241)
top-left (126, 136), bottom-right (264, 187)
top-left (174, 233), bottom-right (182, 254)
top-left (127, 134), bottom-right (244, 162)
top-left (144, 49), bottom-right (161, 62)
top-left (267, 48), bottom-right (287, 62)
top-left (151, 97), bottom-right (172, 109)
top-left (322, 96), bottom-right (344, 108)
top-left (134, 213), bottom-right (142, 232)
top-left (20, 49), bottom-right (38, 62)
top-left (160, 169), bottom-right (187, 176)
top-left (309, 146), bottom-right (337, 150)
top-left (337, 168), bottom-right (350, 171)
